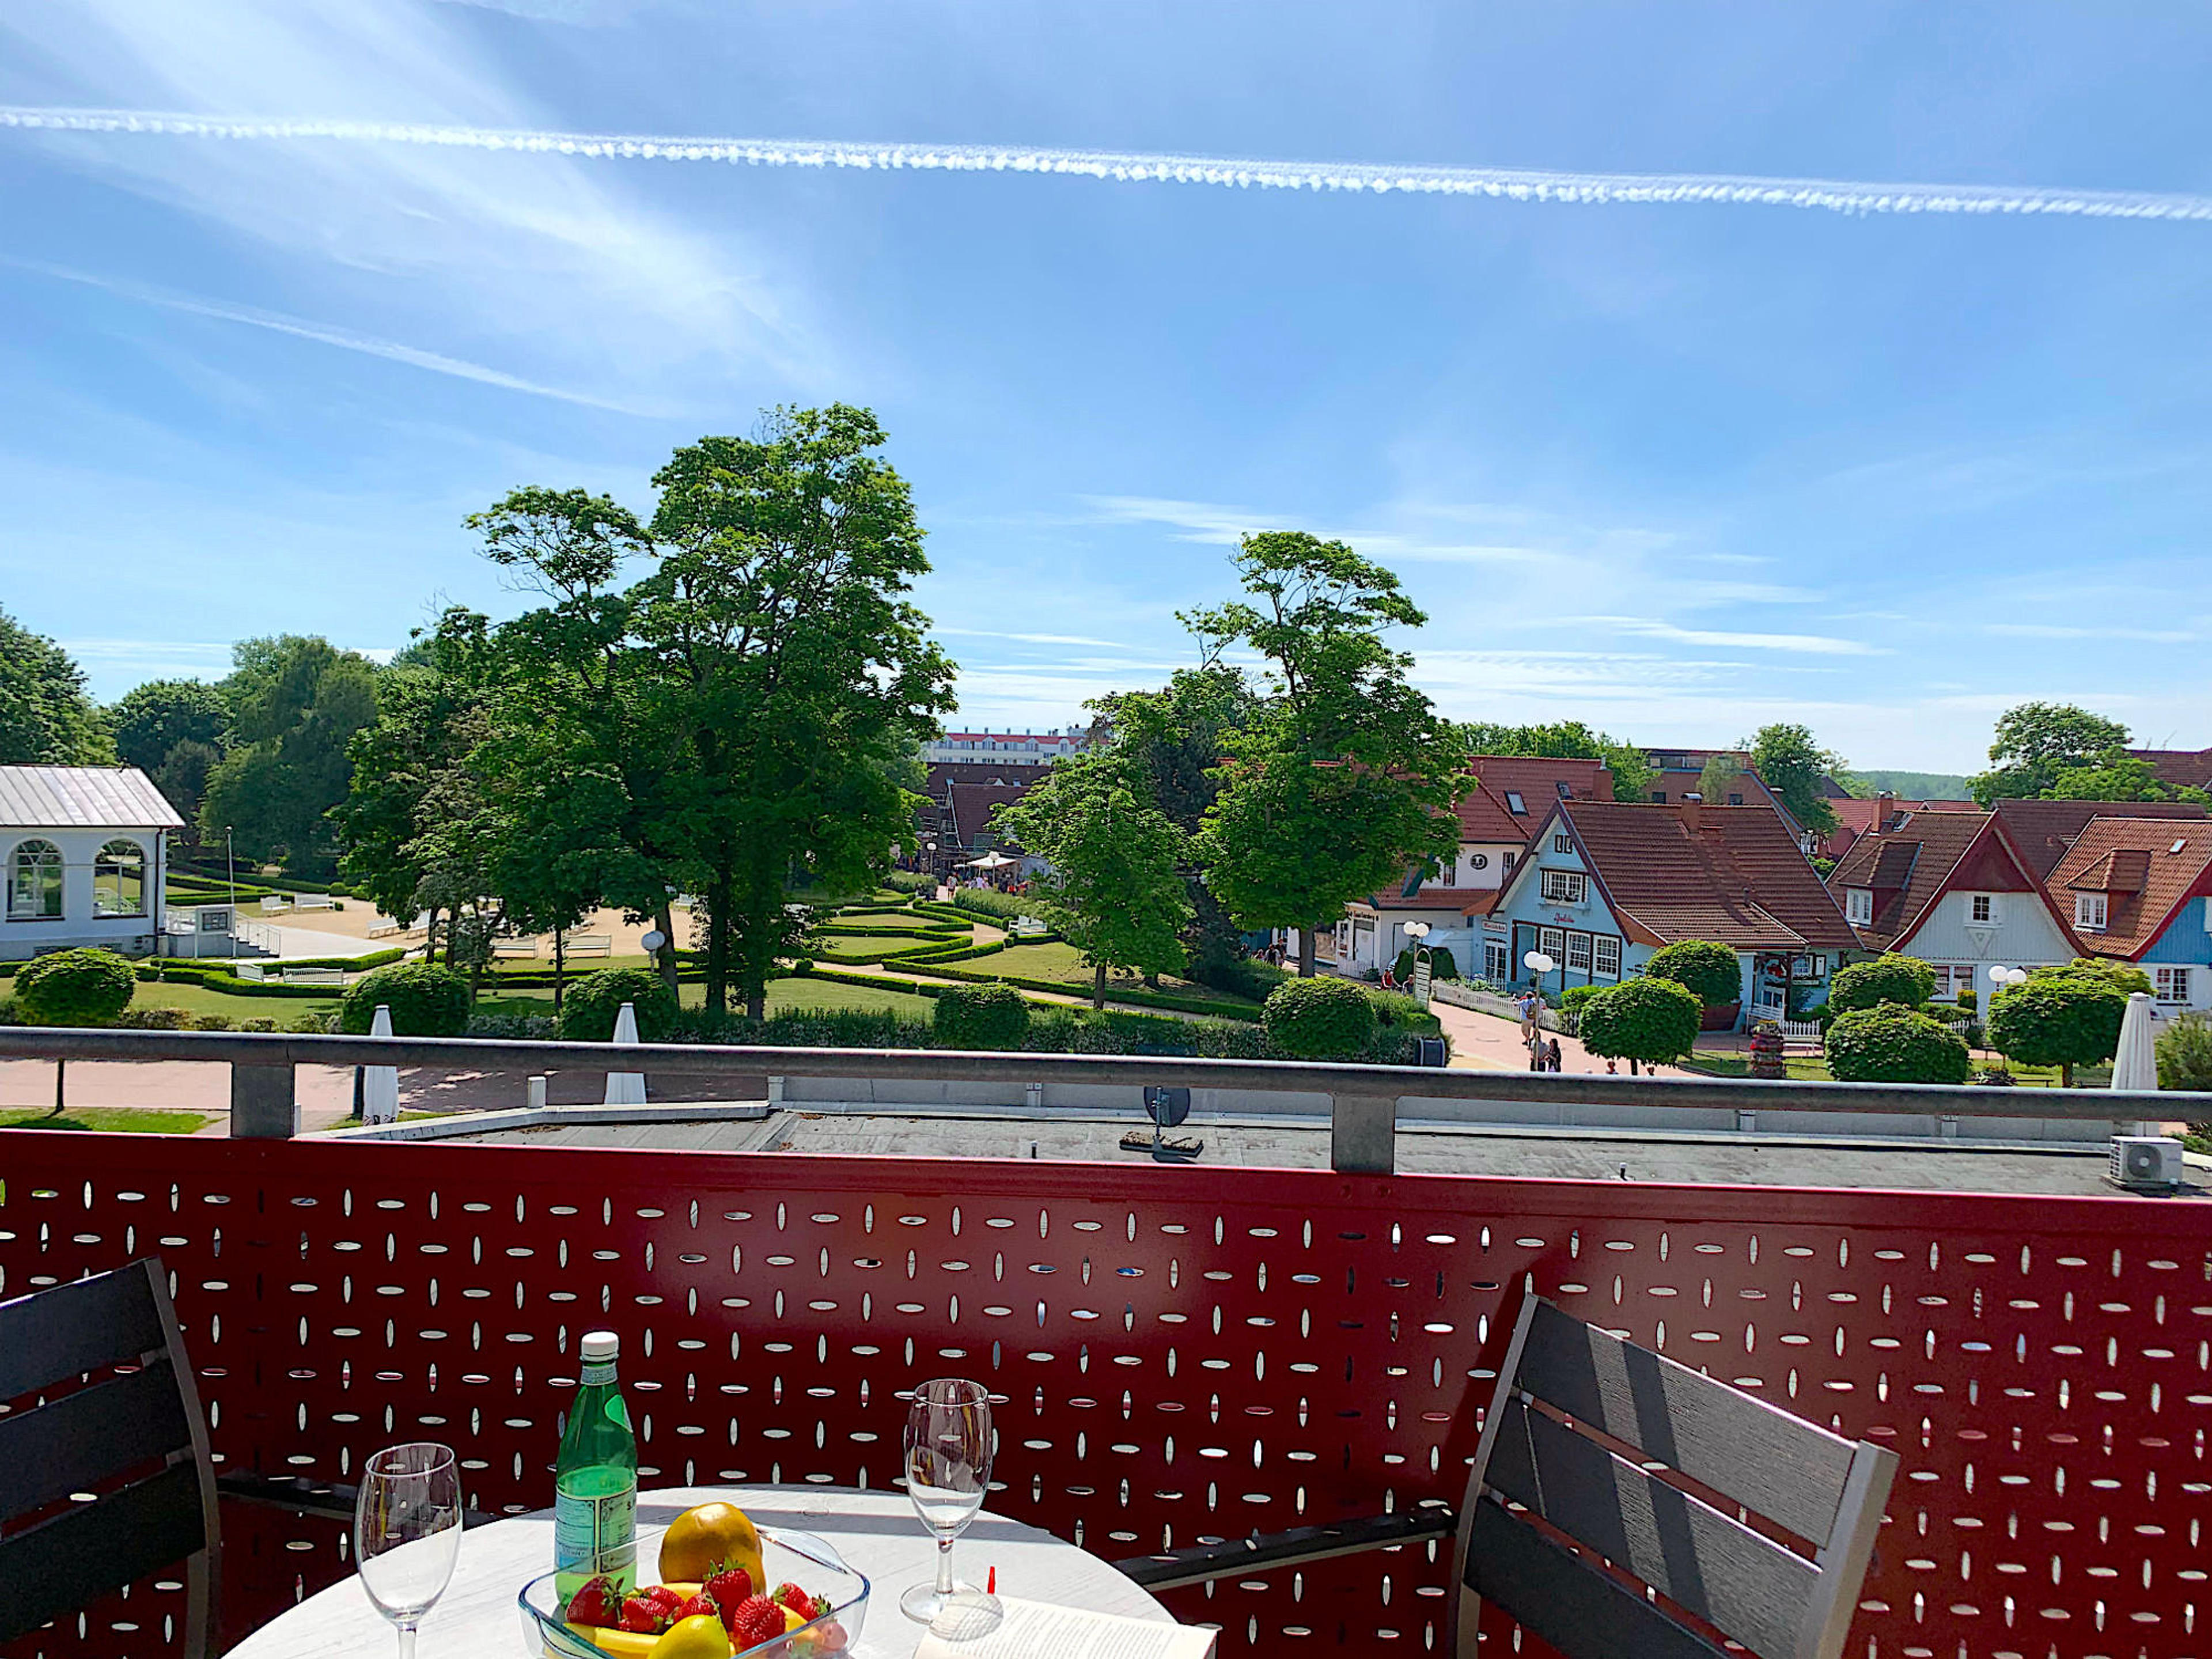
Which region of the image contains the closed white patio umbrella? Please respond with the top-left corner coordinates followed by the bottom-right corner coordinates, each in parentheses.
top-left (2111, 990), bottom-right (2160, 1137)
top-left (362, 1003), bottom-right (400, 1126)
top-left (604, 1000), bottom-right (648, 1105)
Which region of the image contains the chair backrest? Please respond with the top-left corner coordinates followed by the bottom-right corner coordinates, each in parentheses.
top-left (0, 1259), bottom-right (219, 1656)
top-left (1451, 1296), bottom-right (1896, 1659)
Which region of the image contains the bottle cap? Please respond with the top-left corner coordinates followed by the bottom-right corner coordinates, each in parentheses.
top-left (580, 1331), bottom-right (619, 1362)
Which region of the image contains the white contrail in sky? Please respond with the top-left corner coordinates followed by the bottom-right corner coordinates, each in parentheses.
top-left (5, 105), bottom-right (2211, 224)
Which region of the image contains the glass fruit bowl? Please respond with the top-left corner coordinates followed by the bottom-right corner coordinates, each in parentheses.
top-left (518, 1527), bottom-right (868, 1659)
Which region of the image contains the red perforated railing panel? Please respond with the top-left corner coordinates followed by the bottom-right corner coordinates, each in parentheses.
top-left (2, 1130), bottom-right (2209, 1658)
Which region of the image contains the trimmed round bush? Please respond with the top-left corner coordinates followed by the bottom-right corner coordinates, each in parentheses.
top-left (1428, 948), bottom-right (1460, 981)
top-left (1642, 940), bottom-right (1743, 1008)
top-left (932, 982), bottom-right (1032, 1049)
top-left (1825, 1004), bottom-right (1972, 1085)
top-left (1577, 976), bottom-right (1702, 1069)
top-left (1828, 953), bottom-right (1937, 1015)
top-left (16, 948), bottom-right (137, 1027)
top-left (1986, 975), bottom-right (2126, 1086)
top-left (2159, 1013), bottom-right (2212, 1095)
top-left (1263, 975), bottom-right (1378, 1060)
top-left (340, 961), bottom-right (472, 1037)
top-left (555, 967), bottom-right (680, 1043)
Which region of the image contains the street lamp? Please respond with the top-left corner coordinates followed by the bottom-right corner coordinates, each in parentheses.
top-left (1985, 965), bottom-right (2028, 1071)
top-left (1524, 948), bottom-right (1558, 1002)
top-left (1404, 921), bottom-right (1431, 994)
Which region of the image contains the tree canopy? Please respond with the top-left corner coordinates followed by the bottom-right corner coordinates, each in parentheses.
top-left (0, 607), bottom-right (112, 766)
top-left (110, 678), bottom-right (228, 774)
top-left (1188, 532), bottom-right (1461, 974)
top-left (1743, 723), bottom-right (1845, 837)
top-left (200, 636), bottom-right (381, 876)
top-left (1456, 719), bottom-right (1652, 800)
top-left (1969, 702), bottom-right (2144, 805)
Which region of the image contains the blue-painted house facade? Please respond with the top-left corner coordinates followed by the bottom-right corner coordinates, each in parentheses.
top-left (2049, 817), bottom-right (2212, 1013)
top-left (1483, 798), bottom-right (1861, 1024)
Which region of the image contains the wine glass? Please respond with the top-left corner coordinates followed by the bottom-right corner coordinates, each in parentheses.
top-left (900, 1377), bottom-right (1003, 1633)
top-left (354, 1442), bottom-right (463, 1657)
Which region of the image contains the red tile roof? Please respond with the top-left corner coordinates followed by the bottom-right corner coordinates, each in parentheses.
top-left (1556, 801), bottom-right (1860, 952)
top-left (1353, 887), bottom-right (1502, 915)
top-left (2049, 817), bottom-right (2212, 959)
top-left (2128, 746), bottom-right (2212, 791)
top-left (1450, 779), bottom-right (1526, 843)
top-left (1824, 809), bottom-right (2001, 949)
top-left (1991, 797), bottom-right (2209, 880)
top-left (1467, 756), bottom-right (1614, 817)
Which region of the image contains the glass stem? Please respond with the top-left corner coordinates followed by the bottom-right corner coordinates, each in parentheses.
top-left (935, 1534), bottom-right (956, 1596)
top-left (395, 1621), bottom-right (419, 1659)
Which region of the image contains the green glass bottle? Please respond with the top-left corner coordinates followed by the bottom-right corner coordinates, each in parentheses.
top-left (555, 1330), bottom-right (638, 1601)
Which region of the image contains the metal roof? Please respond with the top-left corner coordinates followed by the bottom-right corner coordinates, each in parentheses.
top-left (0, 766), bottom-right (186, 830)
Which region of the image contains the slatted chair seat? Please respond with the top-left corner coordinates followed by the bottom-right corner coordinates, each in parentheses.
top-left (1119, 1294), bottom-right (1897, 1659)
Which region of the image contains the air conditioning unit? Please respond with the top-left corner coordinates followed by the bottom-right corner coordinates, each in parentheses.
top-left (2109, 1136), bottom-right (2184, 1193)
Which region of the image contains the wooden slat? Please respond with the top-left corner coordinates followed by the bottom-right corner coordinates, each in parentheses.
top-left (0, 1358), bottom-right (193, 1520)
top-left (1516, 1298), bottom-right (1855, 1543)
top-left (0, 1461), bottom-right (207, 1642)
top-left (1464, 1494), bottom-right (1734, 1659)
top-left (0, 1263), bottom-right (167, 1400)
top-left (1484, 1397), bottom-right (1819, 1659)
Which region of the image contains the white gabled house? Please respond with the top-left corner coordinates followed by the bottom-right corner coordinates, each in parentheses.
top-left (1, 767), bottom-right (183, 962)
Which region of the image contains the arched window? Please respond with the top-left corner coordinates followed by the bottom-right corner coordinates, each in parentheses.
top-left (8, 840), bottom-right (64, 919)
top-left (94, 839), bottom-right (147, 918)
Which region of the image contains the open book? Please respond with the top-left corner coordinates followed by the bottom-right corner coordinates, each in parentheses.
top-left (913, 1596), bottom-right (1217, 1659)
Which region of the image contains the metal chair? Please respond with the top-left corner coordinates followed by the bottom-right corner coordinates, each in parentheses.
top-left (0, 1259), bottom-right (222, 1657)
top-left (1119, 1293), bottom-right (1899, 1659)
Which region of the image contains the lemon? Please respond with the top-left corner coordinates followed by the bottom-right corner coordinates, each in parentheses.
top-left (649, 1613), bottom-right (734, 1659)
top-left (658, 1502), bottom-right (765, 1592)
top-left (574, 1629), bottom-right (658, 1658)
top-left (781, 1605), bottom-right (807, 1634)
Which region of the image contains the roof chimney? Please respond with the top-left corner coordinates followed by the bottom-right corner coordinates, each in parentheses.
top-left (1877, 789), bottom-right (1896, 830)
top-left (1680, 791), bottom-right (1703, 832)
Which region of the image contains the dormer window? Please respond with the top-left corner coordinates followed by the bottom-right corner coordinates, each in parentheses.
top-left (2075, 892), bottom-right (2108, 931)
top-left (1556, 781), bottom-right (1571, 798)
top-left (1844, 888), bottom-right (1873, 926)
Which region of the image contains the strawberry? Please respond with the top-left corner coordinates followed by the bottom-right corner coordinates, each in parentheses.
top-left (770, 1583), bottom-right (820, 1621)
top-left (677, 1593), bottom-right (721, 1623)
top-left (727, 1594), bottom-right (786, 1650)
top-left (564, 1576), bottom-right (620, 1628)
top-left (703, 1563), bottom-right (755, 1629)
top-left (618, 1594), bottom-right (669, 1635)
top-left (644, 1585), bottom-right (687, 1615)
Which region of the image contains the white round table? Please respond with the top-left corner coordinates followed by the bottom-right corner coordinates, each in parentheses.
top-left (226, 1486), bottom-right (1171, 1658)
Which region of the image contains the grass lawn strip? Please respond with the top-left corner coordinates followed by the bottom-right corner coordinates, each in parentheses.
top-left (0, 1107), bottom-right (208, 1134)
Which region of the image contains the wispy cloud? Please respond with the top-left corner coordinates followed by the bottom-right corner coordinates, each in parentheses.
top-left (18, 261), bottom-right (656, 414)
top-left (933, 626), bottom-right (1141, 650)
top-left (1984, 622), bottom-right (2203, 643)
top-left (7, 105), bottom-right (2211, 223)
top-left (1580, 617), bottom-right (1890, 656)
top-left (1081, 494), bottom-right (1558, 565)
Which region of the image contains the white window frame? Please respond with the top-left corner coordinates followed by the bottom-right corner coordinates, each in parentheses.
top-left (1553, 832), bottom-right (1574, 855)
top-left (1594, 934), bottom-right (1622, 980)
top-left (1844, 888), bottom-right (1873, 926)
top-left (1502, 851), bottom-right (1517, 871)
top-left (1566, 931), bottom-right (1593, 974)
top-left (1540, 925), bottom-right (1566, 963)
top-left (1484, 942), bottom-right (1511, 984)
top-left (2075, 892), bottom-right (2108, 931)
top-left (1440, 857), bottom-right (1457, 888)
top-left (1540, 869), bottom-right (1587, 905)
top-left (2156, 965), bottom-right (2192, 1005)
top-left (93, 838), bottom-right (148, 919)
top-left (7, 839), bottom-right (65, 920)
top-left (1968, 893), bottom-right (2001, 926)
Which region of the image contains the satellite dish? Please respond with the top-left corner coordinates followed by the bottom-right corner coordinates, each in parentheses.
top-left (639, 930), bottom-right (668, 953)
top-left (1143, 1086), bottom-right (1191, 1129)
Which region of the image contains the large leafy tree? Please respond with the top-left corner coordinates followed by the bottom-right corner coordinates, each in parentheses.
top-left (109, 679), bottom-right (228, 774)
top-left (478, 408), bottom-right (955, 1018)
top-left (1188, 532), bottom-right (1461, 975)
top-left (0, 607), bottom-right (112, 765)
top-left (997, 751), bottom-right (1192, 1009)
top-left (1743, 722), bottom-right (1844, 838)
top-left (1968, 702), bottom-right (2133, 805)
top-left (1986, 971), bottom-right (2128, 1087)
top-left (1457, 718), bottom-right (1652, 800)
top-left (202, 636), bottom-right (380, 876)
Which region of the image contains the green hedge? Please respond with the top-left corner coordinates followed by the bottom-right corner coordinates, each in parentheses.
top-left (1825, 1003), bottom-right (1972, 1085)
top-left (16, 949), bottom-right (138, 1026)
top-left (556, 967), bottom-right (680, 1043)
top-left (1263, 976), bottom-right (1378, 1060)
top-left (341, 963), bottom-right (471, 1036)
top-left (889, 958), bottom-right (1266, 1021)
top-left (146, 967), bottom-right (346, 999)
top-left (933, 982), bottom-right (1032, 1048)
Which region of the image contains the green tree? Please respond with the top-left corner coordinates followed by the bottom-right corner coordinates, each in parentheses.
top-left (2036, 957), bottom-right (2152, 997)
top-left (2157, 1014), bottom-right (2212, 1094)
top-left (109, 678), bottom-right (228, 774)
top-left (479, 409), bottom-right (956, 1020)
top-left (1743, 723), bottom-right (1844, 838)
top-left (1577, 975), bottom-right (1702, 1074)
top-left (1696, 751), bottom-right (1745, 804)
top-left (0, 607), bottom-right (112, 765)
top-left (16, 948), bottom-right (136, 1028)
top-left (1189, 532), bottom-right (1461, 975)
top-left (2043, 753), bottom-right (2205, 804)
top-left (340, 963), bottom-right (471, 1036)
top-left (1825, 1004), bottom-right (1972, 1084)
top-left (1828, 953), bottom-right (1938, 1014)
top-left (153, 739), bottom-right (221, 846)
top-left (1986, 974), bottom-right (2128, 1086)
top-left (1968, 702), bottom-right (2133, 805)
top-left (1643, 940), bottom-right (1744, 1009)
top-left (997, 751), bottom-right (1192, 1009)
top-left (1456, 719), bottom-right (1652, 800)
top-left (203, 636), bottom-right (380, 876)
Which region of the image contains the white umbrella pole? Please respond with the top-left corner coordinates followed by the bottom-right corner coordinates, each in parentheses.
top-left (363, 1005), bottom-right (401, 1126)
top-left (605, 1001), bottom-right (648, 1105)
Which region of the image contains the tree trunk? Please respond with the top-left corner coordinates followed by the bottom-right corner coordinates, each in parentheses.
top-left (425, 904), bottom-right (442, 967)
top-left (49, 1058), bottom-right (64, 1118)
top-left (552, 927), bottom-right (566, 1013)
top-left (654, 902), bottom-right (679, 998)
top-left (1093, 962), bottom-right (1108, 1012)
top-left (704, 872), bottom-right (730, 1017)
top-left (746, 985), bottom-right (766, 1022)
top-left (1296, 927), bottom-right (1316, 977)
top-left (2062, 1060), bottom-right (2074, 1089)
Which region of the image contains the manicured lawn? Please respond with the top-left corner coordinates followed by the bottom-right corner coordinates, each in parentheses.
top-left (986, 942), bottom-right (1259, 1007)
top-left (127, 981), bottom-right (342, 1024)
top-left (0, 1107), bottom-right (208, 1134)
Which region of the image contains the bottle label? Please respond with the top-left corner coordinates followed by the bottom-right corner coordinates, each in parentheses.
top-left (555, 1471), bottom-right (637, 1588)
top-left (581, 1359), bottom-right (617, 1386)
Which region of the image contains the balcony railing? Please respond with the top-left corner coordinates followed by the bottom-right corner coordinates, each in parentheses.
top-left (1, 1031), bottom-right (2209, 1658)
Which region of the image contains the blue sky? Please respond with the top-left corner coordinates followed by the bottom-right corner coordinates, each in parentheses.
top-left (2, 1), bottom-right (2209, 772)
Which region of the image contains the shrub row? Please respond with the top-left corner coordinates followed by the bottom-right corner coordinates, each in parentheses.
top-left (887, 958), bottom-right (1267, 1021)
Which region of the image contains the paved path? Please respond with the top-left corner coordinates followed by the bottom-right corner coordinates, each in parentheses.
top-left (1430, 998), bottom-right (1681, 1077)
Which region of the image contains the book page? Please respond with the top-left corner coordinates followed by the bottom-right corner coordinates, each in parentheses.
top-left (912, 1596), bottom-right (1217, 1659)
